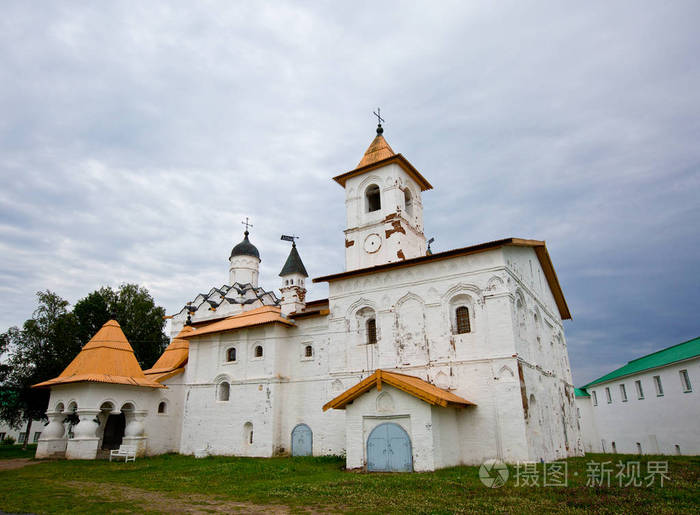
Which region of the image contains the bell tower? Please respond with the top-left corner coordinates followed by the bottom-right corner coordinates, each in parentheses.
top-left (333, 117), bottom-right (433, 271)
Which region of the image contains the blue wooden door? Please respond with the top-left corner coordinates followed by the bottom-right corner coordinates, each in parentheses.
top-left (367, 422), bottom-right (412, 472)
top-left (291, 424), bottom-right (312, 456)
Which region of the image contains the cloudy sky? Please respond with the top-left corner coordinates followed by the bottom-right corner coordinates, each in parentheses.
top-left (1, 1), bottom-right (698, 385)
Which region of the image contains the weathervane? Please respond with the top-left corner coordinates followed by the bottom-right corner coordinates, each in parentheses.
top-left (373, 107), bottom-right (385, 134)
top-left (241, 217), bottom-right (253, 233)
top-left (281, 234), bottom-right (299, 247)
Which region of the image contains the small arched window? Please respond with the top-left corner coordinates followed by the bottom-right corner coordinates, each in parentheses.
top-left (366, 318), bottom-right (377, 344)
top-left (244, 422), bottom-right (253, 445)
top-left (226, 348), bottom-right (237, 362)
top-left (158, 401), bottom-right (167, 414)
top-left (455, 306), bottom-right (471, 334)
top-left (404, 188), bottom-right (413, 217)
top-left (304, 345), bottom-right (313, 357)
top-left (218, 382), bottom-right (230, 402)
top-left (366, 184), bottom-right (381, 212)
top-left (254, 345), bottom-right (263, 358)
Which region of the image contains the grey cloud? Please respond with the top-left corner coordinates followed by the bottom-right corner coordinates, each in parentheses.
top-left (1, 1), bottom-right (698, 385)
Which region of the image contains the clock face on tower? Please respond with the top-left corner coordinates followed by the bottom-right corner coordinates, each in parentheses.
top-left (363, 233), bottom-right (382, 254)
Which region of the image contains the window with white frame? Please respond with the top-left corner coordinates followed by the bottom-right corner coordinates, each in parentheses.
top-left (680, 369), bottom-right (692, 392)
top-left (226, 347), bottom-right (237, 362)
top-left (653, 375), bottom-right (664, 396)
top-left (304, 345), bottom-right (313, 358)
top-left (18, 432), bottom-right (26, 444)
top-left (158, 401), bottom-right (167, 414)
top-left (635, 380), bottom-right (644, 399)
top-left (620, 384), bottom-right (628, 402)
top-left (254, 345), bottom-right (263, 358)
top-left (605, 387), bottom-right (612, 403)
top-left (33, 432), bottom-right (41, 443)
top-left (592, 391), bottom-right (598, 406)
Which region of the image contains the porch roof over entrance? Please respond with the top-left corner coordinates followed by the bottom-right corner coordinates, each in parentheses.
top-left (323, 369), bottom-right (476, 411)
top-left (33, 320), bottom-right (165, 389)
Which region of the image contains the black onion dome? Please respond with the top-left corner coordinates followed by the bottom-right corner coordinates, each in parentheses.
top-left (279, 243), bottom-right (308, 277)
top-left (229, 231), bottom-right (260, 260)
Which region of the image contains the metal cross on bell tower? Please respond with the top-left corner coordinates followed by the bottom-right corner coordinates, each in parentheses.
top-left (373, 107), bottom-right (385, 135)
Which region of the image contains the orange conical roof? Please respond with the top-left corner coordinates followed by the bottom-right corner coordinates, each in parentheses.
top-left (356, 133), bottom-right (395, 169)
top-left (33, 320), bottom-right (164, 388)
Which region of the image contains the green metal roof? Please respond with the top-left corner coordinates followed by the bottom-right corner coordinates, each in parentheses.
top-left (582, 336), bottom-right (700, 388)
top-left (574, 388), bottom-right (590, 398)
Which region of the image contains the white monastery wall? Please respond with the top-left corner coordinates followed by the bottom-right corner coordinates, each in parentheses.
top-left (575, 396), bottom-right (600, 453)
top-left (583, 358), bottom-right (699, 455)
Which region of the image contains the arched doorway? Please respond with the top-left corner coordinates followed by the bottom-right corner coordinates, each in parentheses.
top-left (291, 424), bottom-right (312, 456)
top-left (367, 422), bottom-right (412, 472)
top-left (101, 413), bottom-right (125, 450)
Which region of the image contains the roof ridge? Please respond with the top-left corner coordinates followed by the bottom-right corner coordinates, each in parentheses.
top-left (627, 336), bottom-right (700, 364)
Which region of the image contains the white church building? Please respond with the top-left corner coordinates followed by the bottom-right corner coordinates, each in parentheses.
top-left (34, 123), bottom-right (582, 470)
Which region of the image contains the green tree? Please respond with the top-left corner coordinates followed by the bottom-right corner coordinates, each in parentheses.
top-left (0, 291), bottom-right (80, 449)
top-left (72, 284), bottom-right (168, 369)
top-left (0, 284), bottom-right (169, 449)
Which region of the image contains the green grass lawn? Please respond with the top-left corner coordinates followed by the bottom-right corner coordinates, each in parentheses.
top-left (0, 452), bottom-right (698, 514)
top-left (0, 444), bottom-right (37, 459)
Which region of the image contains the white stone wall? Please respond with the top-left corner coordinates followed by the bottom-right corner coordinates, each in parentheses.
top-left (326, 245), bottom-right (580, 464)
top-left (179, 317), bottom-right (348, 457)
top-left (582, 358), bottom-right (699, 455)
top-left (575, 395), bottom-right (600, 453)
top-left (0, 418), bottom-right (43, 443)
top-left (40, 381), bottom-right (182, 458)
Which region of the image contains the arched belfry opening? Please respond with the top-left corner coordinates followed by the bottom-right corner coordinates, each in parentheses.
top-left (366, 184), bottom-right (381, 212)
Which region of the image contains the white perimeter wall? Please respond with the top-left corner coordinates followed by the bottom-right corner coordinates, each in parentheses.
top-left (582, 358), bottom-right (699, 455)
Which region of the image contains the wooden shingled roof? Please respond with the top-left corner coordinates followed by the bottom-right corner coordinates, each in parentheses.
top-left (143, 326), bottom-right (191, 383)
top-left (323, 369), bottom-right (476, 411)
top-left (177, 305), bottom-right (295, 340)
top-left (332, 133), bottom-right (433, 191)
top-left (33, 320), bottom-right (165, 389)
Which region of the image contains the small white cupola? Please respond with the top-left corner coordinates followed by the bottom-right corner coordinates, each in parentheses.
top-left (279, 238), bottom-right (308, 316)
top-left (229, 225), bottom-right (261, 287)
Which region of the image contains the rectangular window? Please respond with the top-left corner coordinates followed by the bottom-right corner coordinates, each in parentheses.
top-left (592, 391), bottom-right (598, 406)
top-left (680, 370), bottom-right (692, 392)
top-left (654, 375), bottom-right (664, 396)
top-left (635, 380), bottom-right (644, 399)
top-left (620, 384), bottom-right (628, 402)
top-left (0, 432), bottom-right (5, 440)
top-left (18, 432), bottom-right (26, 444)
top-left (605, 387), bottom-right (612, 403)
top-left (33, 432), bottom-right (41, 443)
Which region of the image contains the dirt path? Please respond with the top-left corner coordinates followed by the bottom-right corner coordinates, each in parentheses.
top-left (0, 459), bottom-right (40, 471)
top-left (66, 481), bottom-right (324, 514)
